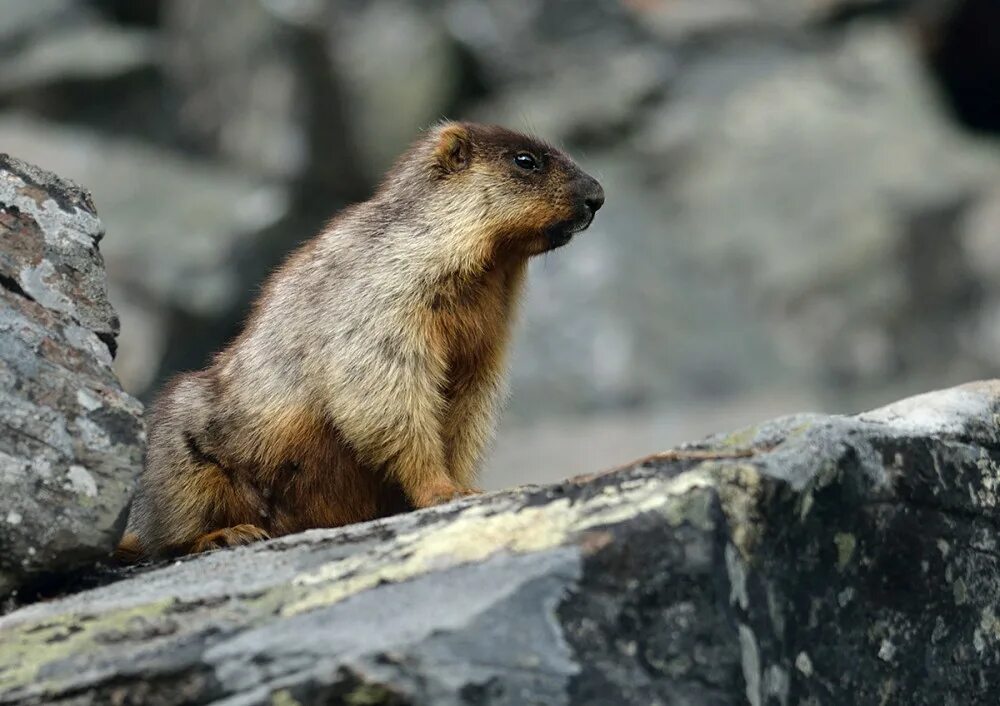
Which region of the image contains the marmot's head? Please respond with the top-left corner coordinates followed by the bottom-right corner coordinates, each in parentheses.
top-left (386, 122), bottom-right (604, 259)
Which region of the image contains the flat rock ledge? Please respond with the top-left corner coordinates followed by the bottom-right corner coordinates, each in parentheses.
top-left (2, 381), bottom-right (999, 705)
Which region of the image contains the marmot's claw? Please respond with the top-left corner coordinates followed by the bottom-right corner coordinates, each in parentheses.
top-left (413, 482), bottom-right (479, 508)
top-left (191, 524), bottom-right (270, 553)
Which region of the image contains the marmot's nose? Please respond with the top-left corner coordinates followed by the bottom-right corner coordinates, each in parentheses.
top-left (581, 178), bottom-right (605, 215)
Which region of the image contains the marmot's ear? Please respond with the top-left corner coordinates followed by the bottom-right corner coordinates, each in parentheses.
top-left (434, 124), bottom-right (471, 173)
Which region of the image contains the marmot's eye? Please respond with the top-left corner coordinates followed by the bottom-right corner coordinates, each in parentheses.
top-left (514, 152), bottom-right (539, 171)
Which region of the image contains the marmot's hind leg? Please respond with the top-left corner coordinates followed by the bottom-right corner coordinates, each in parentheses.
top-left (128, 372), bottom-right (267, 557)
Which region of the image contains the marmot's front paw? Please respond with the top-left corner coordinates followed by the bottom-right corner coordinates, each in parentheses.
top-left (411, 481), bottom-right (479, 508)
top-left (190, 524), bottom-right (270, 553)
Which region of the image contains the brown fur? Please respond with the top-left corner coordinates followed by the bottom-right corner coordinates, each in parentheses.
top-left (120, 122), bottom-right (603, 559)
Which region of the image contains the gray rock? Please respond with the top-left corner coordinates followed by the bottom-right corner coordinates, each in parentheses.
top-left (329, 0), bottom-right (467, 182)
top-left (0, 117), bottom-right (287, 321)
top-left (643, 24), bottom-right (1000, 393)
top-left (162, 0), bottom-right (317, 184)
top-left (630, 0), bottom-right (894, 36)
top-left (0, 154), bottom-right (143, 597)
top-left (2, 380), bottom-right (999, 704)
top-left (0, 24), bottom-right (155, 97)
top-left (163, 0), bottom-right (362, 195)
top-left (487, 20), bottom-right (1000, 417)
top-left (0, 1), bottom-right (155, 98)
top-left (0, 115), bottom-right (290, 394)
top-left (0, 0), bottom-right (75, 44)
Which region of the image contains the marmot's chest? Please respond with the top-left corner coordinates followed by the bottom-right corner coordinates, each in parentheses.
top-left (424, 262), bottom-right (525, 363)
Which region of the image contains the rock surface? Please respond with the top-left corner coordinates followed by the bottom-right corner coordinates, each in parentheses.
top-left (2, 381), bottom-right (999, 704)
top-left (0, 154), bottom-right (143, 597)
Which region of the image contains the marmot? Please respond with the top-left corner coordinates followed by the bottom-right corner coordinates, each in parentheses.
top-left (119, 122), bottom-right (604, 559)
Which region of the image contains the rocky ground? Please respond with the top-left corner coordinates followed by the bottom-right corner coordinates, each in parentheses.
top-left (5, 377), bottom-right (1000, 703)
top-left (3, 153), bottom-right (1000, 705)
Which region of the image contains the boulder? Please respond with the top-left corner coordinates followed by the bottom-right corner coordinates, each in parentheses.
top-left (482, 19), bottom-right (1000, 420)
top-left (0, 154), bottom-right (143, 598)
top-left (2, 381), bottom-right (999, 704)
top-left (0, 116), bottom-right (291, 394)
top-left (0, 1), bottom-right (156, 99)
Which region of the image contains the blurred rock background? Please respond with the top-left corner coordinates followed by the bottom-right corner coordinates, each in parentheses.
top-left (2, 0), bottom-right (997, 488)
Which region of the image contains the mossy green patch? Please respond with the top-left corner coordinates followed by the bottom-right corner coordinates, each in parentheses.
top-left (0, 598), bottom-right (174, 695)
top-left (714, 463), bottom-right (767, 561)
top-left (952, 577), bottom-right (968, 605)
top-left (346, 682), bottom-right (401, 705)
top-left (716, 426), bottom-right (759, 450)
top-left (271, 689), bottom-right (303, 706)
top-left (834, 533), bottom-right (856, 572)
top-left (282, 470), bottom-right (719, 617)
